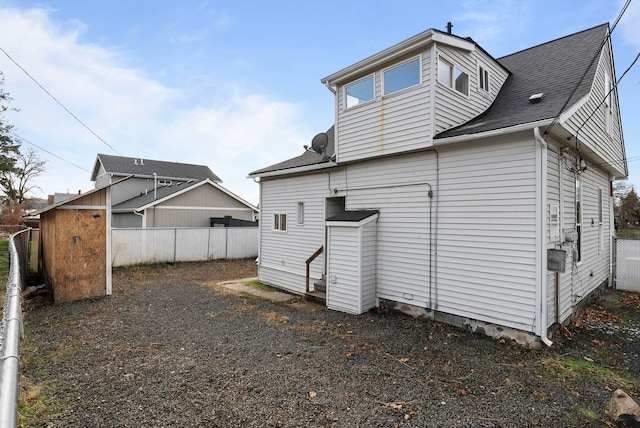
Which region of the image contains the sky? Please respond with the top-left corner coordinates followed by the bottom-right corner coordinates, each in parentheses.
top-left (0, 0), bottom-right (638, 206)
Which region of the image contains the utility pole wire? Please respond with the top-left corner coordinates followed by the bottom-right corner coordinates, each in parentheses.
top-left (0, 46), bottom-right (121, 155)
top-left (9, 131), bottom-right (91, 173)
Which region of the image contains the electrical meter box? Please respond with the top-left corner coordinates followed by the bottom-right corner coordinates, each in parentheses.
top-left (547, 249), bottom-right (567, 273)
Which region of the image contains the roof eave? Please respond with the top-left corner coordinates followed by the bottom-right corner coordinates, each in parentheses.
top-left (321, 31), bottom-right (474, 86)
top-left (434, 119), bottom-right (555, 145)
top-left (248, 161), bottom-right (337, 179)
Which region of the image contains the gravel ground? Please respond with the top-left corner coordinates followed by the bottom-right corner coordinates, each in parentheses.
top-left (19, 259), bottom-right (640, 427)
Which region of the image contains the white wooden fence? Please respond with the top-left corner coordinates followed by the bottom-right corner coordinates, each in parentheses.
top-left (112, 227), bottom-right (258, 267)
top-left (615, 238), bottom-right (640, 292)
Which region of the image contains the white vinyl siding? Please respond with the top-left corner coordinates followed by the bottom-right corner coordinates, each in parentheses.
top-left (437, 135), bottom-right (538, 331)
top-left (554, 147), bottom-right (611, 324)
top-left (561, 41), bottom-right (625, 178)
top-left (258, 175), bottom-right (329, 294)
top-left (340, 153), bottom-right (435, 309)
top-left (326, 216), bottom-right (377, 314)
top-left (336, 49), bottom-right (433, 163)
top-left (434, 44), bottom-right (509, 134)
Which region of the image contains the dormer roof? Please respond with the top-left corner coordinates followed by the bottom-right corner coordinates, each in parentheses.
top-left (321, 29), bottom-right (479, 86)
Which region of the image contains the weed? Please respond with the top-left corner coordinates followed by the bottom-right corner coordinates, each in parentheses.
top-left (542, 355), bottom-right (639, 390)
top-left (244, 279), bottom-right (278, 292)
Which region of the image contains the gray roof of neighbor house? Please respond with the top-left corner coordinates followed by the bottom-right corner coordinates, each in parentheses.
top-left (91, 154), bottom-right (221, 183)
top-left (111, 178), bottom-right (258, 212)
top-left (437, 23), bottom-right (609, 139)
top-left (250, 23), bottom-right (610, 176)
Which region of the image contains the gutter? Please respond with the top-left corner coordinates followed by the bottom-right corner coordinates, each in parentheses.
top-left (534, 127), bottom-right (553, 347)
top-left (248, 161), bottom-right (337, 180)
top-left (434, 119), bottom-right (554, 146)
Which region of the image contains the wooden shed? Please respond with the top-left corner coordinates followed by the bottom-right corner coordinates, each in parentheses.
top-left (36, 186), bottom-right (112, 302)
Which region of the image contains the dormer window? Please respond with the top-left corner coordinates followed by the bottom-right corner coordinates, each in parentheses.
top-left (383, 57), bottom-right (421, 95)
top-left (345, 75), bottom-right (374, 108)
top-left (479, 66), bottom-right (490, 92)
top-left (438, 56), bottom-right (469, 96)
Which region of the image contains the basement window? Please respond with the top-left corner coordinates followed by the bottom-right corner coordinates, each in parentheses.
top-left (273, 213), bottom-right (287, 231)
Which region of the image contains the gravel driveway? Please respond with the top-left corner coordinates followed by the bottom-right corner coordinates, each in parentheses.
top-left (19, 259), bottom-right (640, 427)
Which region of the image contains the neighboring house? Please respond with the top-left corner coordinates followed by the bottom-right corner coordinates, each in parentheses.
top-left (91, 154), bottom-right (258, 228)
top-left (248, 23), bottom-right (627, 346)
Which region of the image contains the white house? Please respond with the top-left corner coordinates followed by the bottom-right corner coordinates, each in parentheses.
top-left (248, 23), bottom-right (627, 347)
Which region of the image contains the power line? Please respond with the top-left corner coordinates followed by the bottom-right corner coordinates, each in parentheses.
top-left (0, 46), bottom-right (121, 155)
top-left (542, 0), bottom-right (632, 137)
top-left (9, 131), bottom-right (91, 173)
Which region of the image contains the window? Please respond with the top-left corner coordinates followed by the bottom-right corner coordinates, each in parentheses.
top-left (297, 202), bottom-right (304, 225)
top-left (575, 179), bottom-right (582, 263)
top-left (479, 66), bottom-right (490, 92)
top-left (438, 56), bottom-right (468, 96)
top-left (158, 179), bottom-right (172, 186)
top-left (345, 75), bottom-right (374, 108)
top-left (273, 213), bottom-right (287, 231)
top-left (598, 188), bottom-right (604, 253)
top-left (383, 57), bottom-right (420, 95)
top-left (604, 72), bottom-right (613, 134)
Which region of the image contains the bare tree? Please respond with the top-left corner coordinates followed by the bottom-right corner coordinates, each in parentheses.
top-left (0, 148), bottom-right (46, 205)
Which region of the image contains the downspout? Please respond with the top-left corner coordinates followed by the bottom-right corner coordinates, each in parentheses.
top-left (534, 127), bottom-right (553, 347)
top-left (133, 209), bottom-right (145, 228)
top-left (433, 149), bottom-right (439, 310)
top-left (253, 176), bottom-right (262, 266)
top-left (324, 82), bottom-right (336, 94)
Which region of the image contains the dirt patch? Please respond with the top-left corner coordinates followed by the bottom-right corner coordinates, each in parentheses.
top-left (19, 260), bottom-right (640, 427)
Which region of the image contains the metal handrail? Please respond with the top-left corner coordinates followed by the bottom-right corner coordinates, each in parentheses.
top-left (0, 228), bottom-right (31, 428)
top-left (305, 246), bottom-right (323, 293)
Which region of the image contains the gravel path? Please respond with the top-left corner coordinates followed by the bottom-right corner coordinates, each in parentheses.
top-left (20, 259), bottom-right (640, 427)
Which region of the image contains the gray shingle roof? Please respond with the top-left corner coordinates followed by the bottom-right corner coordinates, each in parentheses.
top-left (436, 23), bottom-right (608, 139)
top-left (112, 179), bottom-right (204, 211)
top-left (326, 210), bottom-right (379, 222)
top-left (248, 126), bottom-right (335, 176)
top-left (92, 154), bottom-right (221, 182)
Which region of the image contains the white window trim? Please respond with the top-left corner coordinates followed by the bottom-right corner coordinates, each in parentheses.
top-left (344, 73), bottom-right (375, 110)
top-left (296, 202), bottom-right (304, 225)
top-left (437, 54), bottom-right (470, 98)
top-left (381, 55), bottom-right (422, 97)
top-left (575, 178), bottom-right (583, 265)
top-left (273, 213), bottom-right (287, 232)
top-left (598, 187), bottom-right (604, 254)
top-left (478, 64), bottom-right (490, 93)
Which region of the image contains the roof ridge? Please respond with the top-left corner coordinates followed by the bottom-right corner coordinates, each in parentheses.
top-left (497, 22), bottom-right (609, 60)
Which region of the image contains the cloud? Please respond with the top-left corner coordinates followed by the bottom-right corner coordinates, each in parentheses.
top-left (617, 0), bottom-right (640, 50)
top-left (0, 7), bottom-right (308, 204)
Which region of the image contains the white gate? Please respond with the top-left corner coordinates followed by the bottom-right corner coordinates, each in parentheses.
top-left (615, 238), bottom-right (640, 292)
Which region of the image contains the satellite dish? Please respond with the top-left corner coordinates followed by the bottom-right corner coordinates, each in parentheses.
top-left (311, 132), bottom-right (328, 154)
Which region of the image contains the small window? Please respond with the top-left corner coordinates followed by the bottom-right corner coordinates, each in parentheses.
top-left (479, 66), bottom-right (490, 92)
top-left (438, 56), bottom-right (468, 96)
top-left (297, 202), bottom-right (304, 225)
top-left (158, 179), bottom-right (172, 186)
top-left (345, 75), bottom-right (374, 108)
top-left (383, 57), bottom-right (420, 95)
top-left (438, 57), bottom-right (453, 87)
top-left (575, 179), bottom-right (583, 263)
top-left (273, 213), bottom-right (287, 231)
top-left (604, 72), bottom-right (613, 134)
top-left (598, 188), bottom-right (604, 253)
